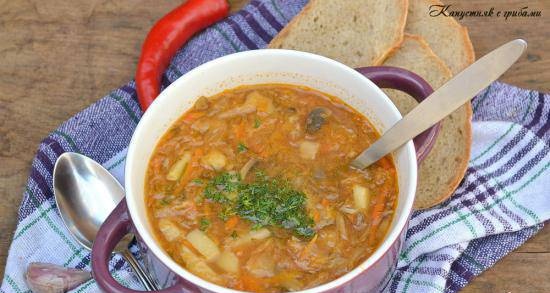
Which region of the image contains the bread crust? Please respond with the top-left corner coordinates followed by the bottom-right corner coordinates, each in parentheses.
top-left (460, 25), bottom-right (476, 64)
top-left (407, 0), bottom-right (476, 73)
top-left (372, 0), bottom-right (409, 65)
top-left (418, 99), bottom-right (472, 209)
top-left (429, 0), bottom-right (476, 66)
top-left (269, 0), bottom-right (409, 68)
top-left (267, 0), bottom-right (316, 48)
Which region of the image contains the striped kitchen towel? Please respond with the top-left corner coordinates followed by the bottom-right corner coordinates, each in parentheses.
top-left (1, 1), bottom-right (549, 292)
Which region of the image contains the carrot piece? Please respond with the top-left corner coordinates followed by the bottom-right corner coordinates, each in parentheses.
top-left (367, 185), bottom-right (389, 245)
top-left (378, 156), bottom-right (393, 170)
top-left (182, 111), bottom-right (205, 123)
top-left (174, 148), bottom-right (204, 194)
top-left (321, 198), bottom-right (330, 208)
top-left (188, 111), bottom-right (206, 121)
top-left (240, 275), bottom-right (262, 292)
top-left (313, 210), bottom-right (320, 223)
top-left (224, 216), bottom-right (239, 230)
top-left (319, 142), bottom-right (332, 154)
top-left (234, 119), bottom-right (246, 140)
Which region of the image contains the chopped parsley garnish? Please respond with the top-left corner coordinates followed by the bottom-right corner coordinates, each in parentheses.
top-left (254, 118), bottom-right (261, 128)
top-left (203, 171), bottom-right (315, 238)
top-left (218, 205), bottom-right (236, 221)
top-left (231, 231), bottom-right (239, 239)
top-left (203, 172), bottom-right (240, 204)
top-left (237, 143), bottom-right (248, 153)
top-left (199, 218), bottom-right (210, 231)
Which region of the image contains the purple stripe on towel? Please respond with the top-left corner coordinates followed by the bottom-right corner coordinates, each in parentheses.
top-left (74, 254), bottom-right (91, 270)
top-left (35, 151), bottom-right (54, 175)
top-left (449, 259), bottom-right (475, 282)
top-left (120, 84), bottom-right (138, 102)
top-left (250, 0), bottom-right (284, 31)
top-left (534, 94), bottom-right (550, 138)
top-left (29, 168), bottom-right (53, 202)
top-left (225, 18), bottom-right (259, 49)
top-left (238, 9), bottom-right (273, 43)
top-left (41, 137), bottom-right (65, 157)
top-left (525, 92), bottom-right (544, 129)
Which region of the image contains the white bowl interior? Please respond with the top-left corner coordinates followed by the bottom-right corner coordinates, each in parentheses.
top-left (125, 49), bottom-right (417, 293)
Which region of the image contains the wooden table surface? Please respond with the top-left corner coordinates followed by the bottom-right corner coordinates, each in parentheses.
top-left (0, 0), bottom-right (548, 291)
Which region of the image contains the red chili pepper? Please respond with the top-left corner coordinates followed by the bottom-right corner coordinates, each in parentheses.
top-left (136, 0), bottom-right (229, 111)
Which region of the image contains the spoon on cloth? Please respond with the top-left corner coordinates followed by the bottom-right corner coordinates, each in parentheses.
top-left (53, 152), bottom-right (159, 290)
top-left (351, 39), bottom-right (527, 169)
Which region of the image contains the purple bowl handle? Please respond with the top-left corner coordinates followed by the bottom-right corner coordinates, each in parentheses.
top-left (355, 66), bottom-right (441, 163)
top-left (91, 201), bottom-right (198, 293)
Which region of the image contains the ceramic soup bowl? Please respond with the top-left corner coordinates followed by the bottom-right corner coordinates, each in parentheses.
top-left (91, 49), bottom-right (439, 293)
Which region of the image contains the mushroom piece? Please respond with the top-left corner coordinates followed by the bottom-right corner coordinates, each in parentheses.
top-left (305, 107), bottom-right (332, 134)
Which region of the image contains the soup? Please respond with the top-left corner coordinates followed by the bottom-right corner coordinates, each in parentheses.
top-left (145, 84), bottom-right (398, 292)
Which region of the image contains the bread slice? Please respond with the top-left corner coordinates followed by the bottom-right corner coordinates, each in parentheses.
top-left (405, 0), bottom-right (475, 74)
top-left (382, 35), bottom-right (472, 209)
top-left (268, 0), bottom-right (408, 67)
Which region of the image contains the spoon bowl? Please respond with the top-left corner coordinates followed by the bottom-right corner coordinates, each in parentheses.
top-left (53, 152), bottom-right (158, 290)
top-left (54, 152), bottom-right (125, 250)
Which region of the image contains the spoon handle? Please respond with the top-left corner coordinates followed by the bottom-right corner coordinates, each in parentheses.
top-left (121, 249), bottom-right (159, 291)
top-left (351, 39), bottom-right (527, 169)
